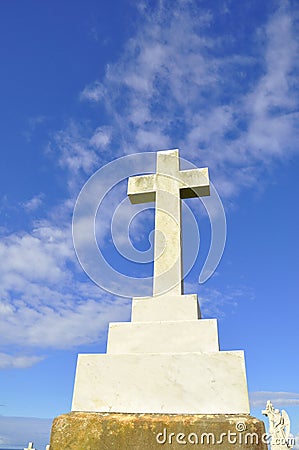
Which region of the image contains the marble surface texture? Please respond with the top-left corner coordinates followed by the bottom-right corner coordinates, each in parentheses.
top-left (131, 294), bottom-right (200, 322)
top-left (72, 351), bottom-right (250, 414)
top-left (107, 319), bottom-right (219, 354)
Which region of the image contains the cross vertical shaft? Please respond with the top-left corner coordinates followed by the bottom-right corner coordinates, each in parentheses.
top-left (153, 151), bottom-right (182, 295)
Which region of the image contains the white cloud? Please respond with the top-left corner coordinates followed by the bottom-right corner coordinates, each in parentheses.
top-left (0, 353), bottom-right (44, 369)
top-left (89, 126), bottom-right (112, 149)
top-left (184, 282), bottom-right (253, 317)
top-left (80, 80), bottom-right (105, 102)
top-left (0, 226), bottom-right (73, 287)
top-left (135, 129), bottom-right (171, 150)
top-left (57, 132), bottom-right (97, 173)
top-left (250, 391), bottom-right (299, 408)
top-left (24, 115), bottom-right (46, 142)
top-left (48, 122), bottom-right (101, 192)
top-left (243, 6), bottom-right (299, 161)
top-left (79, 1), bottom-right (298, 196)
top-left (0, 221), bottom-right (131, 351)
top-left (22, 194), bottom-right (44, 212)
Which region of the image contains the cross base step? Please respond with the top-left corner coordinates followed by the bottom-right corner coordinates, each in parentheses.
top-left (72, 351), bottom-right (249, 414)
top-left (49, 412), bottom-right (267, 450)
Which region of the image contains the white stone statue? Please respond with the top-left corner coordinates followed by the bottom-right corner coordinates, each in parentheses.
top-left (262, 400), bottom-right (294, 449)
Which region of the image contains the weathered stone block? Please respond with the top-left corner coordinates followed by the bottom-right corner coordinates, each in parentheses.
top-left (49, 412), bottom-right (268, 450)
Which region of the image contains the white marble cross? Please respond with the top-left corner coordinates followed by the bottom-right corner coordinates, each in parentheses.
top-left (128, 149), bottom-right (210, 296)
top-left (24, 443), bottom-right (35, 450)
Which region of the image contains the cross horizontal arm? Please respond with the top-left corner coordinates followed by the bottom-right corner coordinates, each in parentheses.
top-left (127, 174), bottom-right (156, 204)
top-left (179, 168), bottom-right (210, 199)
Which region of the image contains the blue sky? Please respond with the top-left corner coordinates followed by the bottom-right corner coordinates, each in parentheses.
top-left (0, 0), bottom-right (298, 448)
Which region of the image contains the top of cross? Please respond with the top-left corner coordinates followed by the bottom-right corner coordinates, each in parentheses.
top-left (128, 149), bottom-right (210, 296)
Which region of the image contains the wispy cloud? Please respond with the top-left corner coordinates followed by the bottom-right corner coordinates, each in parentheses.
top-left (0, 221), bottom-right (131, 353)
top-left (0, 353), bottom-right (44, 369)
top-left (244, 5), bottom-right (299, 162)
top-left (80, 1), bottom-right (298, 196)
top-left (47, 121), bottom-right (112, 192)
top-left (22, 194), bottom-right (44, 212)
top-left (24, 115), bottom-right (47, 142)
top-left (184, 281), bottom-right (253, 317)
top-left (54, 123), bottom-right (99, 182)
top-left (250, 391), bottom-right (299, 408)
top-left (80, 81), bottom-right (105, 102)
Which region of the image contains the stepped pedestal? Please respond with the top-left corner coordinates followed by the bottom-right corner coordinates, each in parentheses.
top-left (71, 294), bottom-right (250, 414)
top-left (49, 293), bottom-right (267, 448)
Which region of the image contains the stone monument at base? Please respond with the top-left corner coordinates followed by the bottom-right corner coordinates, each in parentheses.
top-left (49, 150), bottom-right (267, 449)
